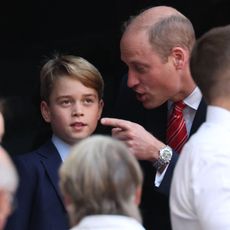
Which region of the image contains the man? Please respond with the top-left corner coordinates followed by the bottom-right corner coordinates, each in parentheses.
top-left (101, 6), bottom-right (206, 230)
top-left (0, 106), bottom-right (19, 230)
top-left (170, 25), bottom-right (230, 230)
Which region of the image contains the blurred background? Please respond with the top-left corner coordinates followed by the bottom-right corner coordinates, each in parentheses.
top-left (1, 0), bottom-right (229, 154)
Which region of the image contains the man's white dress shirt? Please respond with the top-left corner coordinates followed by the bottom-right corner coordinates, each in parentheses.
top-left (170, 106), bottom-right (230, 230)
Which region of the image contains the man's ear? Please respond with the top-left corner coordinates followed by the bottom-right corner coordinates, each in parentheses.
top-left (40, 101), bottom-right (51, 123)
top-left (171, 46), bottom-right (188, 70)
top-left (97, 99), bottom-right (104, 120)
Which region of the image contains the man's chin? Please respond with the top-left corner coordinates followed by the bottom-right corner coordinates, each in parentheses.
top-left (141, 100), bottom-right (161, 110)
top-left (142, 101), bottom-right (153, 109)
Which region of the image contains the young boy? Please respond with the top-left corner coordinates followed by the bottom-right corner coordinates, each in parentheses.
top-left (5, 55), bottom-right (104, 230)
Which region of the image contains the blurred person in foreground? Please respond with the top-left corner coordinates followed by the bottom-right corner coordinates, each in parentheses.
top-left (0, 146), bottom-right (18, 230)
top-left (59, 135), bottom-right (145, 230)
top-left (0, 99), bottom-right (18, 230)
top-left (0, 101), bottom-right (5, 142)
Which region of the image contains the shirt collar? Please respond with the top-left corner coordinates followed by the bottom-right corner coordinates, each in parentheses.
top-left (183, 87), bottom-right (202, 110)
top-left (52, 135), bottom-right (71, 161)
top-left (168, 87), bottom-right (202, 111)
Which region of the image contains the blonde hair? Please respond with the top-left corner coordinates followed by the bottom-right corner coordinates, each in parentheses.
top-left (59, 135), bottom-right (143, 225)
top-left (40, 54), bottom-right (104, 103)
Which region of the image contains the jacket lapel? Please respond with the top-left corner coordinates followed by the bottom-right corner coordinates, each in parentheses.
top-left (37, 141), bottom-right (65, 208)
top-left (190, 98), bottom-right (207, 136)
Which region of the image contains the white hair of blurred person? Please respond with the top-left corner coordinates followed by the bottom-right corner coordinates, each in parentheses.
top-left (0, 146), bottom-right (18, 230)
top-left (59, 135), bottom-right (143, 228)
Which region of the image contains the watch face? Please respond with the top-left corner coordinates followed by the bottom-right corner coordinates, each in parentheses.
top-left (161, 146), bottom-right (172, 162)
top-left (163, 150), bottom-right (171, 160)
top-left (153, 146), bottom-right (172, 169)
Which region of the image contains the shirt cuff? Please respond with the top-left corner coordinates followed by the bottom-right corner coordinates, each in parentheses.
top-left (154, 164), bottom-right (169, 187)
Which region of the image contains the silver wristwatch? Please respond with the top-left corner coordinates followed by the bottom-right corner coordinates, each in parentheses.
top-left (153, 145), bottom-right (172, 170)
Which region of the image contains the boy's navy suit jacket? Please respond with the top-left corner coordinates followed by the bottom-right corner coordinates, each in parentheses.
top-left (5, 140), bottom-right (69, 230)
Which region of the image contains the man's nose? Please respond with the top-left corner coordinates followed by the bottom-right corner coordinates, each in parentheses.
top-left (127, 71), bottom-right (139, 88)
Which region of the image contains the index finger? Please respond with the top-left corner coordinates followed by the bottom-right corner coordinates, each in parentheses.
top-left (100, 117), bottom-right (131, 130)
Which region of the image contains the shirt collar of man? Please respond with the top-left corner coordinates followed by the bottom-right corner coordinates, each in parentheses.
top-left (168, 86), bottom-right (202, 111)
top-left (184, 87), bottom-right (202, 110)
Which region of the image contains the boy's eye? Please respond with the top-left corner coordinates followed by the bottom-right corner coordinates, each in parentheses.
top-left (82, 98), bottom-right (94, 105)
top-left (60, 99), bottom-right (71, 106)
top-left (63, 100), bottom-right (70, 104)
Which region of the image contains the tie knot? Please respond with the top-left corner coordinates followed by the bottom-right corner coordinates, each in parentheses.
top-left (174, 101), bottom-right (186, 112)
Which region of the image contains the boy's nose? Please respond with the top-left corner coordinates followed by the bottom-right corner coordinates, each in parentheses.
top-left (72, 109), bottom-right (83, 117)
top-left (72, 104), bottom-right (83, 117)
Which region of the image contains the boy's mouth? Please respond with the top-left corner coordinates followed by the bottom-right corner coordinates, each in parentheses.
top-left (70, 122), bottom-right (87, 128)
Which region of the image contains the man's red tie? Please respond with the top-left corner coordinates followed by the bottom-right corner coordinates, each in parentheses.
top-left (166, 101), bottom-right (188, 153)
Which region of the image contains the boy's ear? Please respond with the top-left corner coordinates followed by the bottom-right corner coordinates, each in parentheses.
top-left (40, 101), bottom-right (51, 123)
top-left (97, 100), bottom-right (104, 120)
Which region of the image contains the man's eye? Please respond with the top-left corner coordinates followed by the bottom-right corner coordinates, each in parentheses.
top-left (135, 66), bottom-right (146, 73)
